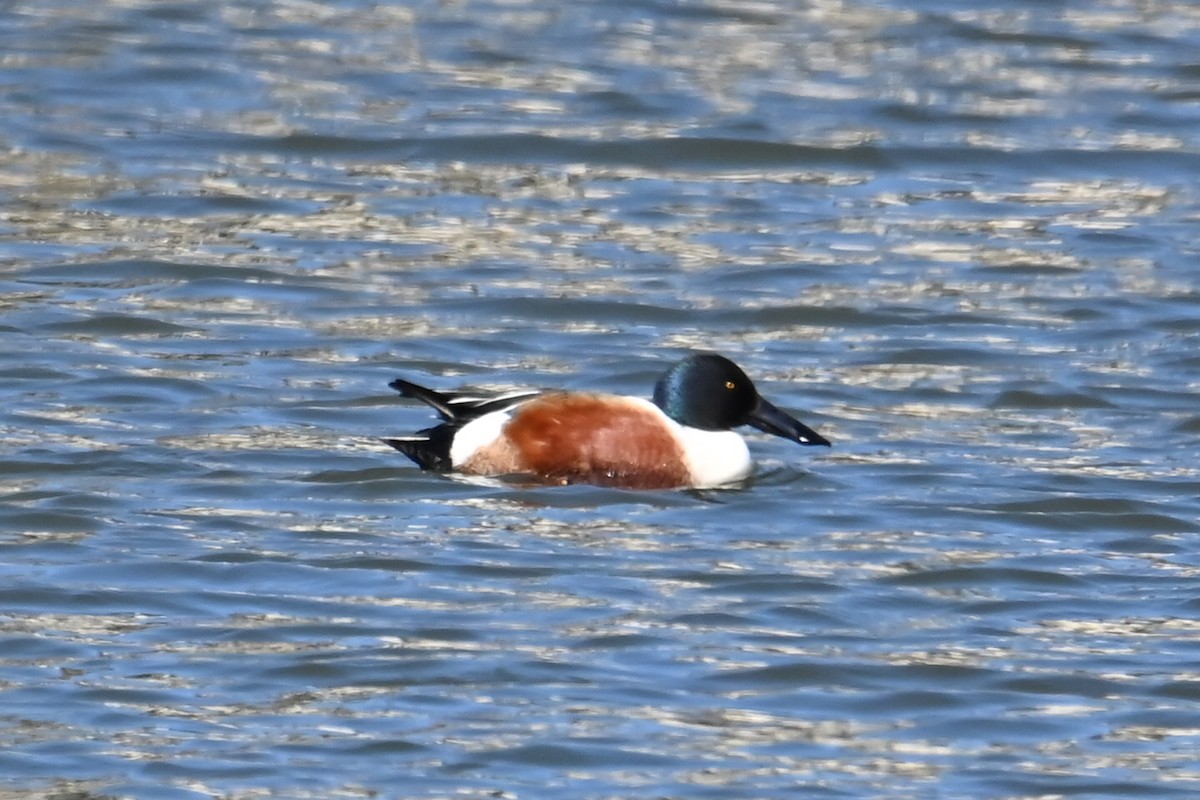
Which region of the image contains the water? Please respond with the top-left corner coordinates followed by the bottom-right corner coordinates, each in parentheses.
top-left (3, 1), bottom-right (1200, 797)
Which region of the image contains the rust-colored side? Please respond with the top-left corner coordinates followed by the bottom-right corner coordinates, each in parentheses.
top-left (460, 393), bottom-right (692, 489)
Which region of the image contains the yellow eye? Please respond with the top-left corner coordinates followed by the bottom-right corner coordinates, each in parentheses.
top-left (725, 380), bottom-right (736, 390)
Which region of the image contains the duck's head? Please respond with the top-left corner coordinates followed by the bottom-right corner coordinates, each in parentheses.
top-left (652, 353), bottom-right (831, 447)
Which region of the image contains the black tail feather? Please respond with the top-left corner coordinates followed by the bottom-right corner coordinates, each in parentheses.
top-left (386, 377), bottom-right (541, 473)
top-left (385, 378), bottom-right (465, 472)
top-left (383, 430), bottom-right (454, 472)
top-left (388, 379), bottom-right (458, 421)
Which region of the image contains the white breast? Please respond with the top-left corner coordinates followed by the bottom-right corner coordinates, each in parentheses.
top-left (623, 398), bottom-right (753, 488)
top-left (675, 425), bottom-right (753, 488)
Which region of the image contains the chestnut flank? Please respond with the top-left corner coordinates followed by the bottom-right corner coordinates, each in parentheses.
top-left (460, 394), bottom-right (691, 489)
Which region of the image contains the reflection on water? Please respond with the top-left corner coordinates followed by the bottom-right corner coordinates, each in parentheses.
top-left (3, 0), bottom-right (1200, 797)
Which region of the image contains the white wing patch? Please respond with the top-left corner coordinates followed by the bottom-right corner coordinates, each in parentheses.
top-left (449, 409), bottom-right (514, 467)
top-left (446, 390), bottom-right (540, 410)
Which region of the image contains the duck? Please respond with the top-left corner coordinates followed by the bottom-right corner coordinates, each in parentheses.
top-left (383, 352), bottom-right (829, 489)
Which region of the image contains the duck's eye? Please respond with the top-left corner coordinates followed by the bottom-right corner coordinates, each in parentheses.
top-left (725, 380), bottom-right (736, 390)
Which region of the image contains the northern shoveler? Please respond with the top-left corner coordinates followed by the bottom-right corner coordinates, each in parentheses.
top-left (383, 353), bottom-right (830, 489)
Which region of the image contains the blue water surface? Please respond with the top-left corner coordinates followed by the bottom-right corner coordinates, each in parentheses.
top-left (2, 1), bottom-right (1200, 798)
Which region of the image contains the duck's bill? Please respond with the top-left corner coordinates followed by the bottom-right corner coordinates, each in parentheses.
top-left (748, 398), bottom-right (831, 447)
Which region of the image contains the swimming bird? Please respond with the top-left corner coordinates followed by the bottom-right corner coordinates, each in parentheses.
top-left (383, 353), bottom-right (830, 489)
